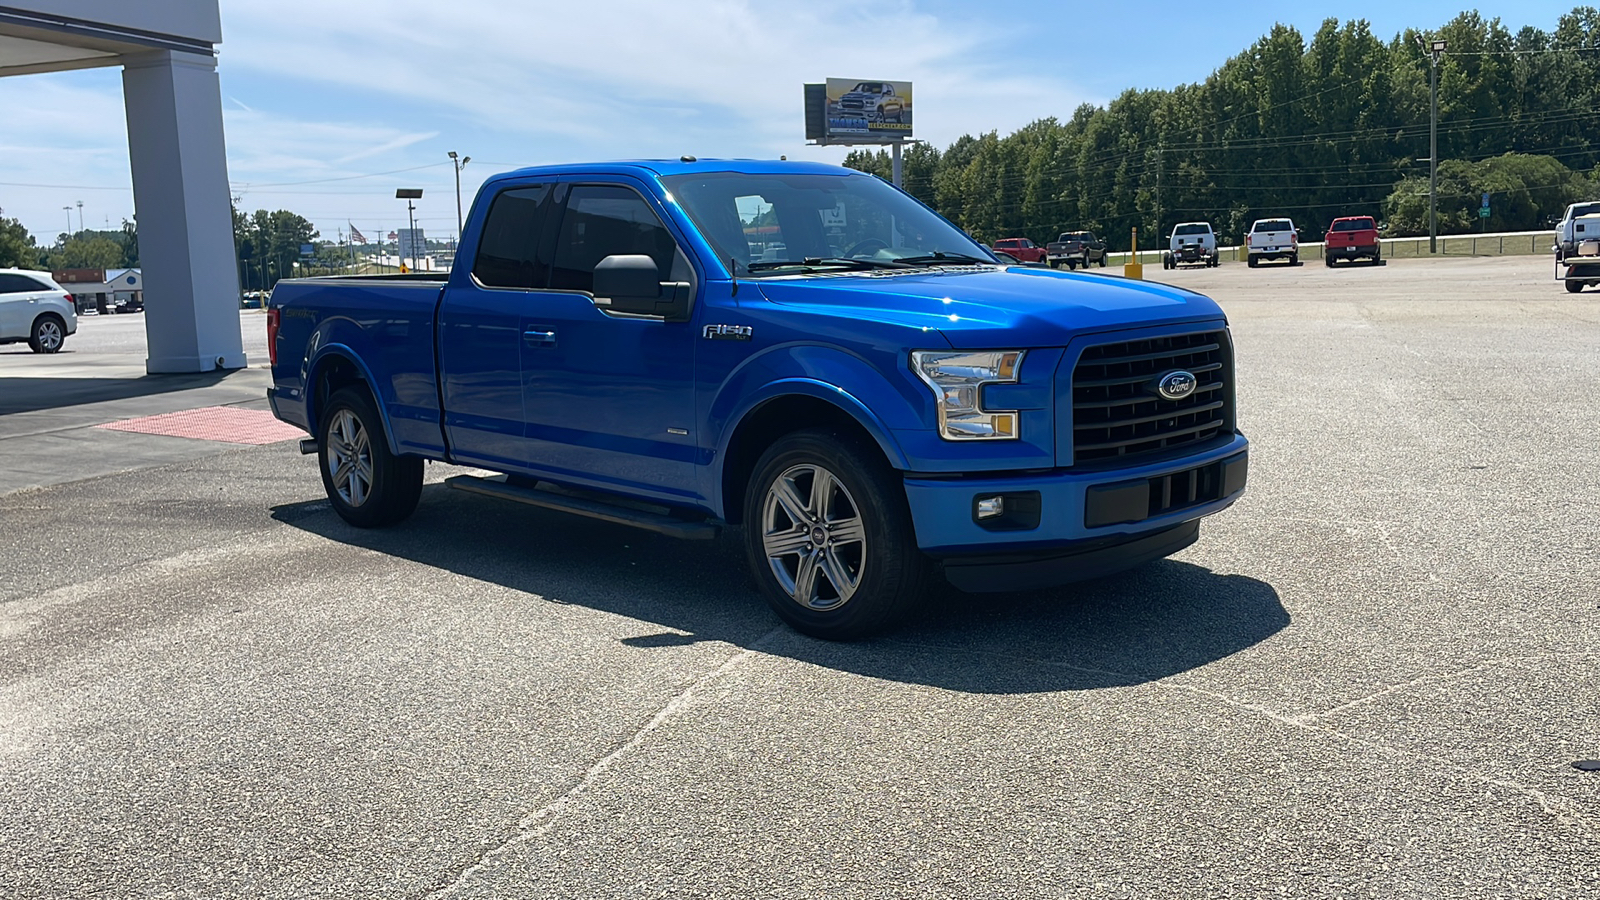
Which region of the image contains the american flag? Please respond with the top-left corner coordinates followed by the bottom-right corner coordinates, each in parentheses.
top-left (348, 222), bottom-right (367, 243)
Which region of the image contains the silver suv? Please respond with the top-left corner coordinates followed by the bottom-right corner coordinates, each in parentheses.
top-left (0, 268), bottom-right (78, 353)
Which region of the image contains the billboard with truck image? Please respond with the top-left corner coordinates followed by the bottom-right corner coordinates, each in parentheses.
top-left (823, 78), bottom-right (912, 143)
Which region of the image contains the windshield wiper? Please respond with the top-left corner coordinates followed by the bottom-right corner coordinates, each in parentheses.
top-left (745, 257), bottom-right (915, 272)
top-left (893, 252), bottom-right (997, 266)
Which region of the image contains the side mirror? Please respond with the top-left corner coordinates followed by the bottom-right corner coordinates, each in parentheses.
top-left (593, 254), bottom-right (690, 319)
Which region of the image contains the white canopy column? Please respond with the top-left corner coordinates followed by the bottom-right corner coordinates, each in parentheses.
top-left (122, 49), bottom-right (244, 372)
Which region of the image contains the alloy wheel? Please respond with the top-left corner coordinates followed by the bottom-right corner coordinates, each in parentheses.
top-left (761, 463), bottom-right (867, 611)
top-left (327, 409), bottom-right (374, 508)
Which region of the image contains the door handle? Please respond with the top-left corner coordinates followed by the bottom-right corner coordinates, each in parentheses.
top-left (523, 329), bottom-right (556, 347)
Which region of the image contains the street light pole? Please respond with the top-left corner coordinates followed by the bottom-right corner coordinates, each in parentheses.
top-left (1425, 37), bottom-right (1447, 255)
top-left (448, 151), bottom-right (470, 247)
top-left (396, 189), bottom-right (423, 271)
top-left (62, 206), bottom-right (72, 242)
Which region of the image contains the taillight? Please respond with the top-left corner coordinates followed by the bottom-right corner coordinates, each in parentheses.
top-left (266, 307), bottom-right (280, 368)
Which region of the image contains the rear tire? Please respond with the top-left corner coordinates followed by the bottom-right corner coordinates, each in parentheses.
top-left (742, 428), bottom-right (930, 640)
top-left (317, 386), bottom-right (424, 528)
top-left (1247, 255), bottom-right (1258, 268)
top-left (1290, 253), bottom-right (1300, 266)
top-left (1566, 280), bottom-right (1585, 294)
top-left (28, 314), bottom-right (66, 353)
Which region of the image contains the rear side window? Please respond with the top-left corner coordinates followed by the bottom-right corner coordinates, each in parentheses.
top-left (0, 273), bottom-right (50, 294)
top-left (550, 185), bottom-right (680, 293)
top-left (473, 184), bottom-right (553, 289)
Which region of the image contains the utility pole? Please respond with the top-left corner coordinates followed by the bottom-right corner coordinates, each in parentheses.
top-left (448, 151), bottom-right (471, 246)
top-left (62, 206), bottom-right (73, 242)
top-left (891, 141), bottom-right (903, 188)
top-left (1155, 144), bottom-right (1163, 249)
top-left (76, 200), bottom-right (84, 233)
top-left (1423, 36), bottom-right (1448, 254)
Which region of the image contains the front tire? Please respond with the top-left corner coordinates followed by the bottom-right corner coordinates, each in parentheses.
top-left (317, 386), bottom-right (423, 528)
top-left (28, 314), bottom-right (66, 353)
top-left (743, 429), bottom-right (929, 640)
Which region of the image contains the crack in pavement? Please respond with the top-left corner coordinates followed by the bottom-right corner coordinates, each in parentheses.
top-left (422, 627), bottom-right (784, 899)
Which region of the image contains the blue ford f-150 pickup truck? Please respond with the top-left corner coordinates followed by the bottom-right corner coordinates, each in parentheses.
top-left (267, 159), bottom-right (1247, 639)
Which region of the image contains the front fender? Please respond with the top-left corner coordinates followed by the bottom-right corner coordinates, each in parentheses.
top-left (705, 344), bottom-right (929, 517)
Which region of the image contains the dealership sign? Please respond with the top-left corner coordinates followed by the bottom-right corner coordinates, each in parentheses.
top-left (805, 79), bottom-right (913, 146)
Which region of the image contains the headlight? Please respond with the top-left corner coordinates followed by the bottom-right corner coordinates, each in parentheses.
top-left (911, 350), bottom-right (1024, 440)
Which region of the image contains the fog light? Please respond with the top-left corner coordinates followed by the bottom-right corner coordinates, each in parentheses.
top-left (976, 496), bottom-right (1004, 519)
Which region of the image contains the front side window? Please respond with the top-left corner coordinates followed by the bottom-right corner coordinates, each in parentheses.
top-left (0, 273), bottom-right (48, 295)
top-left (473, 184), bottom-right (553, 289)
top-left (663, 170), bottom-right (991, 276)
top-left (550, 185), bottom-right (681, 293)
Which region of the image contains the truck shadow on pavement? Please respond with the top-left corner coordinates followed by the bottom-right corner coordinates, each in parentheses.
top-left (272, 484), bottom-right (1286, 695)
top-left (0, 372), bottom-right (232, 416)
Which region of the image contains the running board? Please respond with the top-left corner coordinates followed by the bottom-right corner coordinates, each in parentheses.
top-left (443, 475), bottom-right (720, 540)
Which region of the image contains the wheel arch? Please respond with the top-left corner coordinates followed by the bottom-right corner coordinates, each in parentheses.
top-left (716, 384), bottom-right (909, 525)
top-left (305, 346), bottom-right (401, 456)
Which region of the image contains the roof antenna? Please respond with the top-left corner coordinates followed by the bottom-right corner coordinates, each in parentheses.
top-left (729, 258), bottom-right (739, 297)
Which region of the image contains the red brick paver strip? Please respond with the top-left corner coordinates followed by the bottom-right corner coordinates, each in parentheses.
top-left (97, 406), bottom-right (306, 445)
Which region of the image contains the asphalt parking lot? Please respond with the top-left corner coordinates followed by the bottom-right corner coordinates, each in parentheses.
top-left (2, 256), bottom-right (1598, 898)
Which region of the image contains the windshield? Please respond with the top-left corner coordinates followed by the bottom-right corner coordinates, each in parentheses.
top-left (1253, 220), bottom-right (1292, 232)
top-left (853, 83), bottom-right (885, 93)
top-left (1174, 224), bottom-right (1210, 236)
top-left (1332, 218), bottom-right (1375, 231)
top-left (662, 170), bottom-right (991, 276)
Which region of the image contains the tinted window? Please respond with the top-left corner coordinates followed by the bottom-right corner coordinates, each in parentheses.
top-left (550, 185), bottom-right (679, 293)
top-left (1253, 220), bottom-right (1292, 232)
top-left (0, 273), bottom-right (49, 294)
top-left (473, 185), bottom-right (552, 289)
top-left (1331, 218), bottom-right (1375, 232)
top-left (1174, 224), bottom-right (1211, 236)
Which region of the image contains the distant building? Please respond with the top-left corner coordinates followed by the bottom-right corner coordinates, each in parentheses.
top-left (53, 267), bottom-right (144, 314)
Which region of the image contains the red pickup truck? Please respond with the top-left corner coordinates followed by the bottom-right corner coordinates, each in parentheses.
top-left (991, 237), bottom-right (1048, 264)
top-left (1324, 216), bottom-right (1381, 266)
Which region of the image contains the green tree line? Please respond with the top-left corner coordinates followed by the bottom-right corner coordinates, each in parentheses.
top-left (0, 216), bottom-right (139, 271)
top-left (846, 9), bottom-right (1600, 248)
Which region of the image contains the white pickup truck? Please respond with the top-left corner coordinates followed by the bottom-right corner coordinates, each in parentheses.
top-left (1246, 218), bottom-right (1299, 267)
top-left (1162, 222), bottom-right (1218, 269)
top-left (1557, 212), bottom-right (1600, 294)
top-left (1554, 201), bottom-right (1600, 261)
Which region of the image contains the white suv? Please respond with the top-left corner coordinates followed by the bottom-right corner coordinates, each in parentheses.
top-left (0, 268), bottom-right (78, 353)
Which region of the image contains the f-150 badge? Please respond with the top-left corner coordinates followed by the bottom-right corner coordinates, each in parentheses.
top-left (703, 324), bottom-right (753, 341)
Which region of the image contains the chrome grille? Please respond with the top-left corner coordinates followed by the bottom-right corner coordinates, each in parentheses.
top-left (1071, 330), bottom-right (1231, 464)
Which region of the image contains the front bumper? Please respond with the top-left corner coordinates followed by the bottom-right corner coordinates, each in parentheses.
top-left (903, 434), bottom-right (1247, 555)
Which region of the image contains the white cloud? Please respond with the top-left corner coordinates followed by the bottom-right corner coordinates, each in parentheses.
top-left (218, 0), bottom-right (1086, 155)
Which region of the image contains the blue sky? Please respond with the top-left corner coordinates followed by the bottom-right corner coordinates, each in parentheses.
top-left (0, 0), bottom-right (1580, 246)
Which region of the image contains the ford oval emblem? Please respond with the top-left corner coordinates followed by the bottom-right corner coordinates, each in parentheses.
top-left (1157, 370), bottom-right (1197, 401)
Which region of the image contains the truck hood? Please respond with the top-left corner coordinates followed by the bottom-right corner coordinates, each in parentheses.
top-left (752, 267), bottom-right (1224, 349)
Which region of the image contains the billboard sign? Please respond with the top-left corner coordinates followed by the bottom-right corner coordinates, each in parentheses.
top-left (809, 79), bottom-right (912, 145)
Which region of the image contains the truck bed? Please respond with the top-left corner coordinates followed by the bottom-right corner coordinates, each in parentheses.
top-left (267, 276), bottom-right (448, 455)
